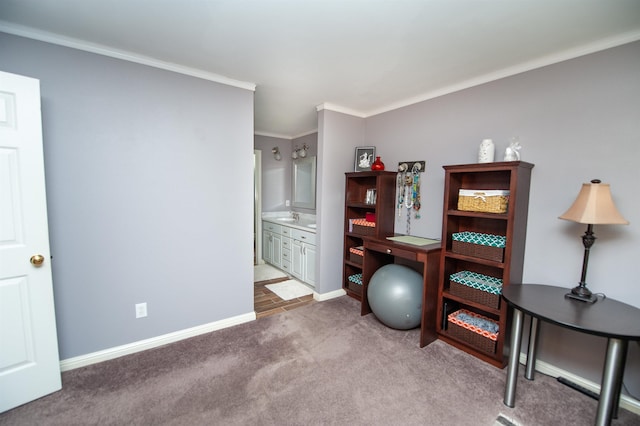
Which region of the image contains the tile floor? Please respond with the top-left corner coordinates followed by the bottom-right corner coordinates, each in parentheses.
top-left (254, 276), bottom-right (315, 319)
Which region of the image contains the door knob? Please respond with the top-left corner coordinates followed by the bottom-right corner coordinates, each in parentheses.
top-left (30, 254), bottom-right (45, 267)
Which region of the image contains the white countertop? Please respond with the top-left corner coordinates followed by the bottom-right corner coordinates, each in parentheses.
top-left (262, 212), bottom-right (316, 233)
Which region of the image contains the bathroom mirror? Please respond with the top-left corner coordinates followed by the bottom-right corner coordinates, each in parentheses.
top-left (292, 156), bottom-right (316, 209)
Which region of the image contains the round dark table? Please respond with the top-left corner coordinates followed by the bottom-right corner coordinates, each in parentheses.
top-left (501, 284), bottom-right (640, 426)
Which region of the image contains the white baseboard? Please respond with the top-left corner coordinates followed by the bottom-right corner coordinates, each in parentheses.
top-left (518, 353), bottom-right (640, 415)
top-left (58, 289), bottom-right (347, 372)
top-left (314, 288), bottom-right (346, 301)
top-left (60, 311), bottom-right (256, 372)
top-left (60, 291), bottom-right (349, 372)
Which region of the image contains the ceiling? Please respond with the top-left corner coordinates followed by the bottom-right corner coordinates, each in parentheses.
top-left (1, 1), bottom-right (639, 139)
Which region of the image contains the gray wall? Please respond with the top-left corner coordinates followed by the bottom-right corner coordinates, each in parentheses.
top-left (316, 110), bottom-right (365, 295)
top-left (363, 41), bottom-right (640, 396)
top-left (0, 33), bottom-right (255, 359)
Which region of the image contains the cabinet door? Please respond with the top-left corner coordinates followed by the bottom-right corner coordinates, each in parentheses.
top-left (303, 243), bottom-right (316, 287)
top-left (272, 233), bottom-right (282, 267)
top-left (262, 230), bottom-right (273, 264)
top-left (291, 239), bottom-right (304, 280)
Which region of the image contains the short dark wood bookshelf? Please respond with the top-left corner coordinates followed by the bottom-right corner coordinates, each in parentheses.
top-left (342, 171), bottom-right (397, 300)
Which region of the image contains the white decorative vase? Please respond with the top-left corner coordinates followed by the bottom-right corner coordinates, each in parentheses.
top-left (478, 139), bottom-right (495, 163)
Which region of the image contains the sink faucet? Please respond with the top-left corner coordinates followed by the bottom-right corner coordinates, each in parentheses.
top-left (292, 212), bottom-right (300, 222)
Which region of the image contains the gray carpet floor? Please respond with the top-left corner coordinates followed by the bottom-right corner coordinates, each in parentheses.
top-left (1, 296), bottom-right (638, 425)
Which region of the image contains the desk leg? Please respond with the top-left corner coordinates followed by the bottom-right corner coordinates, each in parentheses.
top-left (596, 338), bottom-right (627, 426)
top-left (612, 342), bottom-right (627, 420)
top-left (504, 307), bottom-right (524, 408)
top-left (525, 317), bottom-right (539, 380)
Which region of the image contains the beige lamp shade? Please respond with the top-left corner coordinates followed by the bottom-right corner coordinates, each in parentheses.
top-left (559, 180), bottom-right (629, 225)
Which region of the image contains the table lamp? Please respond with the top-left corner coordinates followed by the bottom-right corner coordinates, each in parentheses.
top-left (559, 179), bottom-right (629, 303)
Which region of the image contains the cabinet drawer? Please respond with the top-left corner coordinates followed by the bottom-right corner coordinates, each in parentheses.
top-left (281, 260), bottom-right (291, 272)
top-left (262, 221), bottom-right (282, 234)
top-left (281, 237), bottom-right (291, 249)
top-left (281, 248), bottom-right (291, 262)
top-left (292, 229), bottom-right (316, 245)
top-left (366, 241), bottom-right (417, 261)
top-left (281, 226), bottom-right (292, 237)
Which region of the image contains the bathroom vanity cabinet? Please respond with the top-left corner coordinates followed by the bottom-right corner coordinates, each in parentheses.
top-left (262, 219), bottom-right (316, 287)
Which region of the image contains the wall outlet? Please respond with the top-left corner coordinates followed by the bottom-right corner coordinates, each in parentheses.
top-left (135, 302), bottom-right (147, 318)
top-left (285, 199), bottom-right (290, 206)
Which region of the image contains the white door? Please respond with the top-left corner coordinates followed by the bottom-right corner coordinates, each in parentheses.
top-left (0, 71), bottom-right (61, 412)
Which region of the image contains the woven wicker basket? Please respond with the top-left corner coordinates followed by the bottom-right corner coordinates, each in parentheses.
top-left (447, 309), bottom-right (498, 354)
top-left (458, 190), bottom-right (509, 213)
top-left (347, 281), bottom-right (362, 295)
top-left (349, 246), bottom-right (364, 264)
top-left (449, 281), bottom-right (500, 309)
top-left (352, 224), bottom-right (376, 236)
top-left (447, 321), bottom-right (497, 354)
top-left (449, 271), bottom-right (502, 309)
top-left (452, 240), bottom-right (504, 262)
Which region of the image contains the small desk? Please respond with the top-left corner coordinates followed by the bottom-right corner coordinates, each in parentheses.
top-left (502, 284), bottom-right (640, 426)
top-left (362, 236), bottom-right (441, 347)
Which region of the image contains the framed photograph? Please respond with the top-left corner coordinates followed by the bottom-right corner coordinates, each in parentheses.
top-left (354, 146), bottom-right (376, 172)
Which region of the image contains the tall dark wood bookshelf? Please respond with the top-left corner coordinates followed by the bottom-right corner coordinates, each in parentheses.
top-left (436, 161), bottom-right (534, 368)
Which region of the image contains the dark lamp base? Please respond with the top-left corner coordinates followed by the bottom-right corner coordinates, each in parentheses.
top-left (565, 286), bottom-right (598, 304)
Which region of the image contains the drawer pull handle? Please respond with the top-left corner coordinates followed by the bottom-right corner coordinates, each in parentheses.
top-left (386, 249), bottom-right (392, 254)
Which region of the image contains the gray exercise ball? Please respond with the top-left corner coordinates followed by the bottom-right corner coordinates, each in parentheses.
top-left (367, 264), bottom-right (423, 330)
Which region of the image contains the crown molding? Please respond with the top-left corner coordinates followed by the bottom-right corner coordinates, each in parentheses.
top-left (316, 102), bottom-right (366, 118)
top-left (319, 31), bottom-right (640, 119)
top-left (254, 129), bottom-right (317, 140)
top-left (364, 30), bottom-right (640, 118)
top-left (0, 22), bottom-right (256, 91)
top-left (292, 129), bottom-right (318, 139)
top-left (6, 19), bottom-right (637, 133)
top-left (254, 131), bottom-right (292, 140)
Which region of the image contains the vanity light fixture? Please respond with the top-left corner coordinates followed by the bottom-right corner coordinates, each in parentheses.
top-left (292, 143), bottom-right (309, 159)
top-left (272, 147), bottom-right (282, 161)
